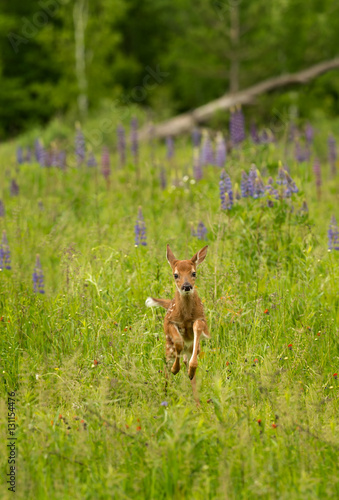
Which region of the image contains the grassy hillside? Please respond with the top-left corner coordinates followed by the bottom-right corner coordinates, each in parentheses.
top-left (0, 117), bottom-right (338, 499)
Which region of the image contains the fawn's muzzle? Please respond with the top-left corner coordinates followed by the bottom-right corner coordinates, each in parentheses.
top-left (181, 283), bottom-right (193, 292)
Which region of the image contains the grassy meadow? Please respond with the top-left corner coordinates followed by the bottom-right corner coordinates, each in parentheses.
top-left (0, 116), bottom-right (339, 499)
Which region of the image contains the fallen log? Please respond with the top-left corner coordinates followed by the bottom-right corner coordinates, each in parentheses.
top-left (141, 57), bottom-right (339, 139)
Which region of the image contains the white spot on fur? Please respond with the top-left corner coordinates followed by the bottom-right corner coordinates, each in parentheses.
top-left (145, 297), bottom-right (159, 308)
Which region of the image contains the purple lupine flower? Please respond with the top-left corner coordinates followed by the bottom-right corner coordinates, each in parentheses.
top-left (247, 166), bottom-right (257, 197)
top-left (160, 401), bottom-right (168, 407)
top-left (135, 207), bottom-right (147, 246)
top-left (305, 122), bottom-right (314, 145)
top-left (101, 147), bottom-right (111, 181)
top-left (215, 132), bottom-right (227, 167)
top-left (0, 231), bottom-right (11, 270)
top-left (313, 158), bottom-right (321, 199)
top-left (250, 122), bottom-right (260, 144)
top-left (241, 171), bottom-right (248, 197)
top-left (328, 215), bottom-right (339, 251)
top-left (193, 149), bottom-right (203, 181)
top-left (253, 177), bottom-right (265, 199)
top-left (200, 131), bottom-right (214, 166)
top-left (117, 124), bottom-right (126, 168)
top-left (34, 139), bottom-right (45, 164)
top-left (33, 254), bottom-right (45, 293)
top-left (230, 108), bottom-right (245, 145)
top-left (160, 167), bottom-right (167, 190)
top-left (192, 129), bottom-right (201, 148)
top-left (294, 140), bottom-right (308, 163)
top-left (131, 117), bottom-right (139, 164)
top-left (75, 126), bottom-right (86, 166)
top-left (0, 200), bottom-right (5, 217)
top-left (285, 172), bottom-right (298, 195)
top-left (220, 170), bottom-right (233, 209)
top-left (166, 136), bottom-right (174, 160)
top-left (10, 179), bottom-right (19, 197)
top-left (328, 135), bottom-right (337, 177)
top-left (87, 151), bottom-right (97, 167)
top-left (276, 167), bottom-right (287, 186)
top-left (196, 222), bottom-right (207, 240)
top-left (16, 147), bottom-right (24, 164)
top-left (300, 200), bottom-right (309, 214)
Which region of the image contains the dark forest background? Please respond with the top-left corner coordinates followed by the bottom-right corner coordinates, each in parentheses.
top-left (1, 0), bottom-right (339, 139)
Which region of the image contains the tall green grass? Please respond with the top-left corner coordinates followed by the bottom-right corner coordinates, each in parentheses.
top-left (0, 126), bottom-right (338, 499)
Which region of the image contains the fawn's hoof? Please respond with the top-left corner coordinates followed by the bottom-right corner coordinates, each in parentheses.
top-left (171, 361), bottom-right (180, 375)
top-left (188, 365), bottom-right (197, 380)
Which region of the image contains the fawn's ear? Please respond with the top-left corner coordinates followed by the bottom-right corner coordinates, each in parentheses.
top-left (166, 244), bottom-right (178, 268)
top-left (191, 245), bottom-right (208, 267)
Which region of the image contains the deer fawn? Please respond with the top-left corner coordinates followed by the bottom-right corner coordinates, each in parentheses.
top-left (146, 245), bottom-right (210, 396)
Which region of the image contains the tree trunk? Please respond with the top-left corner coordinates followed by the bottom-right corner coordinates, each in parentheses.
top-left (73, 0), bottom-right (89, 119)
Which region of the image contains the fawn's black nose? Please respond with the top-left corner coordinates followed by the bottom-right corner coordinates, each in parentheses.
top-left (182, 282), bottom-right (193, 292)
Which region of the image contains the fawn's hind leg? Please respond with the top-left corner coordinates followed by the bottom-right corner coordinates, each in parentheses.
top-left (166, 324), bottom-right (184, 375)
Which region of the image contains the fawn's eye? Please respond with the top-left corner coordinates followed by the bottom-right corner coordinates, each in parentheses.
top-left (192, 272), bottom-right (196, 277)
top-left (174, 273), bottom-right (179, 279)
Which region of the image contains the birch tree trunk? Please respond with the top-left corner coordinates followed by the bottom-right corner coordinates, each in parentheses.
top-left (73, 0), bottom-right (89, 119)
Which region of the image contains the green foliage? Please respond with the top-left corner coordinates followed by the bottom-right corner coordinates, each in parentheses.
top-left (1, 1), bottom-right (339, 138)
top-left (0, 122), bottom-right (339, 498)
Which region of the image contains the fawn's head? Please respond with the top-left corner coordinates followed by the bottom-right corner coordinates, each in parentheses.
top-left (166, 244), bottom-right (208, 295)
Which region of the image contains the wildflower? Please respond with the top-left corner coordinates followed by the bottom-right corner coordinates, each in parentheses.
top-left (257, 419), bottom-right (262, 425)
top-left (264, 309), bottom-right (269, 314)
top-left (285, 171), bottom-right (298, 195)
top-left (136, 426), bottom-right (142, 431)
top-left (215, 132), bottom-right (227, 167)
top-left (101, 147), bottom-right (111, 181)
top-left (0, 231), bottom-right (11, 270)
top-left (294, 139), bottom-right (308, 163)
top-left (271, 423), bottom-right (277, 429)
top-left (196, 222), bottom-right (208, 240)
top-left (117, 124), bottom-right (126, 167)
top-left (87, 151), bottom-right (97, 167)
top-left (220, 170), bottom-right (233, 209)
top-left (10, 179), bottom-right (19, 197)
top-left (135, 207), bottom-right (147, 246)
top-left (160, 401), bottom-right (168, 407)
top-left (254, 358), bottom-right (259, 363)
top-left (75, 125), bottom-right (86, 166)
top-left (16, 146), bottom-right (23, 164)
top-left (305, 122), bottom-right (314, 145)
top-left (200, 131), bottom-right (214, 166)
top-left (166, 136), bottom-right (174, 160)
top-left (253, 177), bottom-right (265, 199)
top-left (328, 215), bottom-right (339, 251)
top-left (230, 107), bottom-right (245, 145)
top-left (300, 200), bottom-right (309, 215)
top-left (0, 200), bottom-right (5, 217)
top-left (333, 373), bottom-right (338, 379)
top-left (33, 254), bottom-right (45, 294)
top-left (328, 134), bottom-right (337, 177)
top-left (193, 149), bottom-right (203, 181)
top-left (192, 128), bottom-right (201, 148)
top-left (288, 344), bottom-right (293, 350)
top-left (130, 117), bottom-right (138, 164)
top-left (247, 165), bottom-right (257, 197)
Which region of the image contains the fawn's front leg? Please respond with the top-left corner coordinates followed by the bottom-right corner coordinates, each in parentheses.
top-left (188, 319), bottom-right (207, 380)
top-left (166, 323), bottom-right (184, 375)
